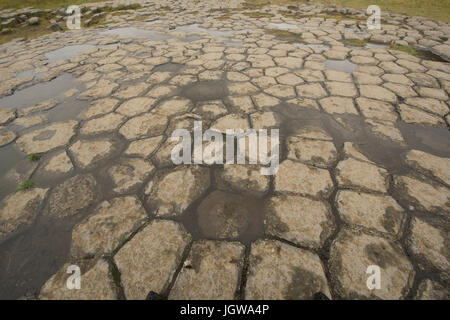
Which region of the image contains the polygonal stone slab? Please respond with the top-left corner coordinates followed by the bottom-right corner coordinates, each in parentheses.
top-left (145, 166), bottom-right (210, 217)
top-left (407, 217), bottom-right (449, 275)
top-left (0, 188), bottom-right (48, 243)
top-left (356, 97), bottom-right (397, 121)
top-left (107, 158), bottom-right (154, 194)
top-left (394, 175), bottom-right (450, 214)
top-left (69, 138), bottom-right (118, 170)
top-left (336, 158), bottom-right (389, 193)
top-left (275, 160), bottom-right (333, 198)
top-left (265, 194), bottom-right (335, 249)
top-left (16, 121), bottom-right (78, 154)
top-left (71, 196), bottom-right (147, 259)
top-left (125, 136), bottom-right (163, 158)
top-left (45, 174), bottom-right (97, 218)
top-left (414, 279), bottom-right (449, 300)
top-left (406, 150), bottom-right (450, 187)
top-left (119, 113), bottom-right (168, 140)
top-left (0, 130), bottom-right (16, 147)
top-left (287, 136), bottom-right (337, 168)
top-left (116, 97), bottom-right (157, 117)
top-left (319, 96), bottom-right (358, 114)
top-left (114, 220), bottom-right (191, 299)
top-left (336, 190), bottom-right (406, 237)
top-left (215, 165), bottom-right (269, 197)
top-left (328, 229), bottom-right (414, 299)
top-left (39, 259), bottom-right (117, 300)
top-left (152, 97), bottom-right (192, 117)
top-left (78, 98), bottom-right (119, 120)
top-left (80, 113), bottom-right (125, 135)
top-left (169, 240), bottom-right (245, 300)
top-left (245, 240), bottom-right (331, 299)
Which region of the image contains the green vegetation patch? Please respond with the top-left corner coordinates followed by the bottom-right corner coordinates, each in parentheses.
top-left (28, 153), bottom-right (41, 162)
top-left (389, 44), bottom-right (418, 56)
top-left (265, 29), bottom-right (304, 43)
top-left (343, 39), bottom-right (367, 47)
top-left (17, 180), bottom-right (35, 191)
top-left (243, 11), bottom-right (275, 19)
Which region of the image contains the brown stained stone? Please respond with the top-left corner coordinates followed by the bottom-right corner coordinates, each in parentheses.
top-left (114, 220), bottom-right (191, 299)
top-left (394, 175), bottom-right (450, 214)
top-left (336, 158), bottom-right (389, 193)
top-left (107, 158), bottom-right (154, 194)
top-left (39, 260), bottom-right (117, 300)
top-left (336, 190), bottom-right (406, 237)
top-left (46, 174), bottom-right (97, 219)
top-left (245, 240), bottom-right (331, 300)
top-left (0, 188), bottom-right (48, 243)
top-left (169, 240), bottom-right (245, 300)
top-left (71, 196), bottom-right (147, 259)
top-left (287, 136), bottom-right (337, 168)
top-left (329, 229), bottom-right (414, 299)
top-left (145, 166), bottom-right (210, 217)
top-left (407, 217), bottom-right (449, 275)
top-left (16, 121), bottom-right (78, 154)
top-left (265, 194), bottom-right (335, 249)
top-left (119, 113), bottom-right (168, 140)
top-left (406, 150), bottom-right (450, 187)
top-left (216, 165), bottom-right (269, 197)
top-left (275, 160), bottom-right (333, 198)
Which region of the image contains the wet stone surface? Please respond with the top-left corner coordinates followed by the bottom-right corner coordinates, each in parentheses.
top-left (0, 0), bottom-right (449, 300)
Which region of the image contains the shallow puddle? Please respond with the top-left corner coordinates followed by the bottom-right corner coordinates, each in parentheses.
top-left (324, 59), bottom-right (357, 73)
top-left (180, 80), bottom-right (228, 101)
top-left (181, 189), bottom-right (266, 244)
top-left (100, 27), bottom-right (172, 40)
top-left (45, 45), bottom-right (97, 63)
top-left (0, 73), bottom-right (79, 110)
top-left (269, 22), bottom-right (298, 29)
top-left (295, 43), bottom-right (330, 50)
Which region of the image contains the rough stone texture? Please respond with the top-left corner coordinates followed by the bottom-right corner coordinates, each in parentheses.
top-left (169, 240), bottom-right (245, 300)
top-left (287, 135), bottom-right (337, 167)
top-left (119, 113), bottom-right (168, 140)
top-left (145, 166), bottom-right (210, 217)
top-left (80, 113), bottom-right (125, 135)
top-left (407, 217), bottom-right (449, 275)
top-left (336, 158), bottom-right (389, 193)
top-left (394, 175), bottom-right (450, 214)
top-left (71, 196), bottom-right (147, 259)
top-left (275, 160), bottom-right (333, 198)
top-left (125, 136), bottom-right (163, 158)
top-left (0, 108), bottom-right (16, 125)
top-left (39, 260), bottom-right (117, 300)
top-left (0, 129), bottom-right (16, 147)
top-left (329, 229), bottom-right (414, 299)
top-left (16, 121), bottom-right (77, 154)
top-left (406, 150), bottom-right (450, 186)
top-left (114, 220), bottom-right (191, 300)
top-left (69, 138), bottom-right (117, 169)
top-left (336, 191), bottom-right (405, 237)
top-left (42, 151), bottom-right (73, 174)
top-left (107, 158), bottom-right (154, 194)
top-left (216, 165), bottom-right (269, 196)
top-left (266, 194), bottom-right (334, 249)
top-left (0, 188), bottom-right (48, 243)
top-left (245, 240), bottom-right (331, 299)
top-left (414, 279), bottom-right (450, 300)
top-left (46, 174), bottom-right (97, 218)
top-left (319, 96), bottom-right (358, 114)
